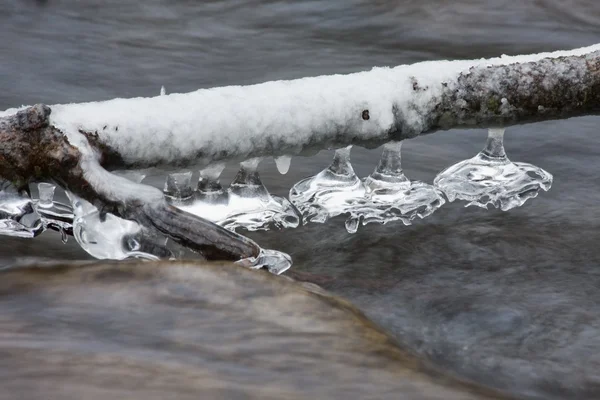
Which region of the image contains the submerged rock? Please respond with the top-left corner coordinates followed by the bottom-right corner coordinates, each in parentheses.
top-left (0, 260), bottom-right (507, 400)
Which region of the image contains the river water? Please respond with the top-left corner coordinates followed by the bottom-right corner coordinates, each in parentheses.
top-left (1, 1), bottom-right (600, 399)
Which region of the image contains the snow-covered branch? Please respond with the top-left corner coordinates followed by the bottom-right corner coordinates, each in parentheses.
top-left (3, 44), bottom-right (598, 170)
top-left (0, 44), bottom-right (598, 261)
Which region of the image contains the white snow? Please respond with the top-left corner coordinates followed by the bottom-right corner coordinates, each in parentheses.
top-left (2, 44), bottom-right (599, 166)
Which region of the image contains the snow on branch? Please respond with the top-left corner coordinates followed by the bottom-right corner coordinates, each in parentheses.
top-left (0, 44), bottom-right (599, 261)
top-left (3, 44), bottom-right (598, 170)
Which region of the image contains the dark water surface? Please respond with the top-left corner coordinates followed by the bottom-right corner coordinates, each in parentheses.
top-left (1, 0), bottom-right (600, 399)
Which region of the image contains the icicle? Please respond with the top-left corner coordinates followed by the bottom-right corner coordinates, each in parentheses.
top-left (34, 182), bottom-right (74, 237)
top-left (0, 181), bottom-right (44, 238)
top-left (164, 171), bottom-right (193, 200)
top-left (229, 158), bottom-right (270, 202)
top-left (218, 158), bottom-right (300, 231)
top-left (176, 163), bottom-right (230, 223)
top-left (434, 128), bottom-right (553, 210)
top-left (37, 182), bottom-right (56, 209)
top-left (198, 163), bottom-right (226, 192)
top-left (173, 159), bottom-right (299, 232)
top-left (289, 145), bottom-right (366, 225)
top-left (344, 141), bottom-right (445, 232)
top-left (274, 155), bottom-right (292, 175)
top-left (60, 226), bottom-right (68, 244)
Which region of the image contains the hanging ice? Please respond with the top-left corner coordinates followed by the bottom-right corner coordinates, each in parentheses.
top-left (175, 163), bottom-right (230, 223)
top-left (344, 141), bottom-right (445, 233)
top-left (289, 146), bottom-right (366, 224)
top-left (434, 128), bottom-right (553, 211)
top-left (236, 248), bottom-right (293, 275)
top-left (0, 181), bottom-right (44, 238)
top-left (34, 183), bottom-right (74, 239)
top-left (274, 155), bottom-right (292, 175)
top-left (219, 158), bottom-right (299, 231)
top-left (172, 160), bottom-right (299, 231)
top-left (164, 171), bottom-right (194, 200)
top-left (68, 172), bottom-right (170, 260)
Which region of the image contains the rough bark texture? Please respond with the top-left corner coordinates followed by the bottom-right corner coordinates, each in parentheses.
top-left (429, 51), bottom-right (600, 134)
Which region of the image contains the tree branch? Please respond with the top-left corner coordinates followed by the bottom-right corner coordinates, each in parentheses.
top-left (1, 45), bottom-right (598, 259)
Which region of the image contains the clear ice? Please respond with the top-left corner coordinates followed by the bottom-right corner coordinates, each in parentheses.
top-left (164, 171), bottom-right (194, 200)
top-left (434, 128), bottom-right (553, 211)
top-left (220, 158), bottom-right (299, 231)
top-left (175, 163), bottom-right (231, 222)
top-left (34, 182), bottom-right (74, 239)
top-left (172, 159), bottom-right (299, 231)
top-left (68, 172), bottom-right (166, 260)
top-left (344, 142), bottom-right (445, 232)
top-left (289, 146), bottom-right (366, 224)
top-left (274, 155), bottom-right (292, 174)
top-left (236, 247), bottom-right (293, 275)
top-left (0, 181), bottom-right (44, 238)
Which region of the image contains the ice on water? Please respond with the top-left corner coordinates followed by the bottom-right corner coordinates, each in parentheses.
top-left (67, 172), bottom-right (166, 260)
top-left (289, 146), bottom-right (367, 225)
top-left (0, 181), bottom-right (44, 238)
top-left (34, 183), bottom-right (74, 240)
top-left (236, 247), bottom-right (293, 275)
top-left (0, 123), bottom-right (554, 273)
top-left (172, 159), bottom-right (299, 232)
top-left (174, 164), bottom-right (231, 222)
top-left (345, 142), bottom-right (445, 232)
top-left (222, 158), bottom-right (299, 231)
top-left (290, 144), bottom-right (444, 233)
top-left (274, 155), bottom-right (292, 175)
top-left (434, 128), bottom-right (553, 211)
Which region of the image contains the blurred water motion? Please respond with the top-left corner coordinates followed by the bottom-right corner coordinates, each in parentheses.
top-left (1, 1), bottom-right (600, 399)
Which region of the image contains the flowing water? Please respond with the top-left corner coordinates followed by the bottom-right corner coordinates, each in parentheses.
top-left (1, 0), bottom-right (600, 399)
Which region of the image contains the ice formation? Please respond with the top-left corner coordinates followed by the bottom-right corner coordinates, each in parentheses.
top-left (434, 128), bottom-right (553, 210)
top-left (345, 142), bottom-right (445, 232)
top-left (34, 183), bottom-right (74, 240)
top-left (290, 143), bottom-right (445, 233)
top-left (174, 159), bottom-right (300, 231)
top-left (0, 181), bottom-right (43, 238)
top-left (289, 146), bottom-right (367, 227)
top-left (236, 248), bottom-right (293, 275)
top-left (1, 44), bottom-right (594, 272)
